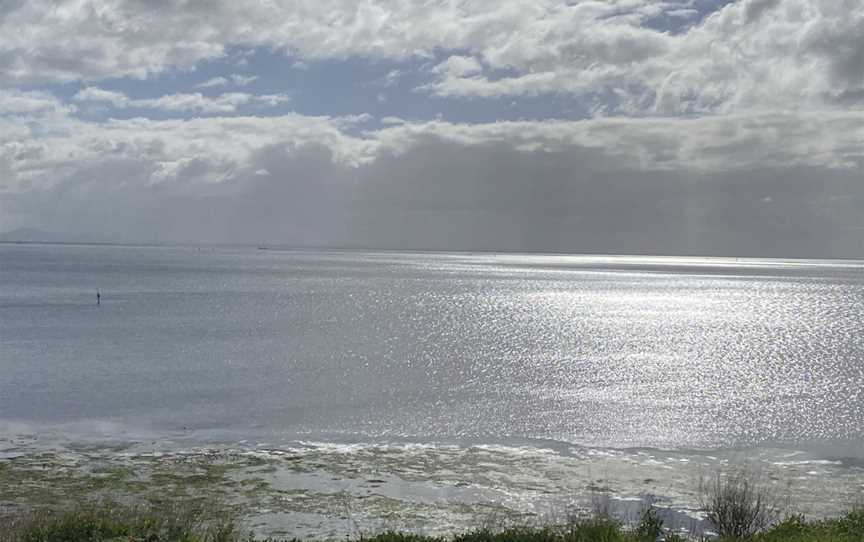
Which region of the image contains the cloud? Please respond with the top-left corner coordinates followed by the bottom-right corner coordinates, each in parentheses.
top-left (380, 116), bottom-right (406, 125)
top-left (195, 76), bottom-right (230, 88)
top-left (1, 1), bottom-right (862, 256)
top-left (371, 114), bottom-right (864, 171)
top-left (431, 55), bottom-right (483, 78)
top-left (73, 87), bottom-right (289, 113)
top-left (195, 74), bottom-right (258, 88)
top-left (666, 8), bottom-right (699, 19)
top-left (230, 74), bottom-right (258, 86)
top-left (0, 89), bottom-right (76, 115)
top-left (381, 69), bottom-right (402, 87)
top-left (1, 1), bottom-right (861, 116)
top-left (3, 93), bottom-right (864, 255)
top-left (73, 86), bottom-right (130, 107)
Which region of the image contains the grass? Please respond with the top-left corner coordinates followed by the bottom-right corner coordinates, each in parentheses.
top-left (700, 470), bottom-right (778, 538)
top-left (1, 500), bottom-right (862, 542)
top-left (0, 501), bottom-right (241, 542)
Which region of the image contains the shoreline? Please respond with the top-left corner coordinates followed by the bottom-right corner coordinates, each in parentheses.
top-left (1, 463), bottom-right (861, 541)
top-left (5, 240), bottom-right (864, 267)
top-left (2, 438), bottom-right (862, 539)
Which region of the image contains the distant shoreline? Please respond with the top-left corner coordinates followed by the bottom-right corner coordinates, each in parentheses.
top-left (3, 239), bottom-right (864, 265)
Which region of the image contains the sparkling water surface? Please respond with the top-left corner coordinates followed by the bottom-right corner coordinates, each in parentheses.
top-left (2, 244), bottom-right (863, 532)
top-left (3, 243), bottom-right (863, 451)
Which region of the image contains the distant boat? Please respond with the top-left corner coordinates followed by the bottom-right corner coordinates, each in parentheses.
top-left (257, 245), bottom-right (269, 250)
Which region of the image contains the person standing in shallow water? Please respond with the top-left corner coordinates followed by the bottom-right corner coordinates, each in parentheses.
top-left (96, 291), bottom-right (100, 305)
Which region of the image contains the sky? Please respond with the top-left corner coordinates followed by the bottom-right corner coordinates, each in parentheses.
top-left (1, 0), bottom-right (863, 257)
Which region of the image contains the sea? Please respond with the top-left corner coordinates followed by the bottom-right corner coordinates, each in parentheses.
top-left (1, 244), bottom-right (863, 537)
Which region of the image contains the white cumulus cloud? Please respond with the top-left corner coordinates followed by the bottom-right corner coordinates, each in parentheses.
top-left (73, 87), bottom-right (289, 113)
top-left (195, 74), bottom-right (259, 88)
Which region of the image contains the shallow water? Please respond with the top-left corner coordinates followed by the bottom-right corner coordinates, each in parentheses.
top-left (1, 244), bottom-right (863, 535)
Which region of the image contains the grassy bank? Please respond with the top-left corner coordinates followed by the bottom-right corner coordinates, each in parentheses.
top-left (1, 501), bottom-right (862, 542)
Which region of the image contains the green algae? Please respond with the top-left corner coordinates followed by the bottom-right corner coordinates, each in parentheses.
top-left (0, 448), bottom-right (527, 539)
top-left (0, 451), bottom-right (273, 524)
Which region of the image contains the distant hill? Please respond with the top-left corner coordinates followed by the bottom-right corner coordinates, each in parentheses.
top-left (0, 227), bottom-right (100, 244)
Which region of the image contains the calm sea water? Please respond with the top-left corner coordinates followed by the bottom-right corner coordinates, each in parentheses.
top-left (2, 244), bottom-right (863, 532)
